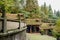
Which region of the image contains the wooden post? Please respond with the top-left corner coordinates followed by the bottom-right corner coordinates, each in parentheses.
top-left (18, 14), bottom-right (21, 29)
top-left (34, 26), bottom-right (36, 33)
top-left (19, 17), bottom-right (21, 29)
top-left (45, 30), bottom-right (48, 35)
top-left (1, 4), bottom-right (7, 33)
top-left (30, 26), bottom-right (32, 33)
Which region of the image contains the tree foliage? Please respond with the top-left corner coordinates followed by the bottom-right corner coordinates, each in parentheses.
top-left (24, 0), bottom-right (40, 18)
top-left (0, 0), bottom-right (25, 13)
top-left (40, 2), bottom-right (54, 23)
top-left (48, 5), bottom-right (53, 18)
top-left (56, 11), bottom-right (60, 18)
top-left (53, 19), bottom-right (60, 37)
top-left (55, 19), bottom-right (60, 32)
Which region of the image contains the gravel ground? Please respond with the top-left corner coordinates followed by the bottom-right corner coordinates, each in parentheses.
top-left (26, 33), bottom-right (56, 40)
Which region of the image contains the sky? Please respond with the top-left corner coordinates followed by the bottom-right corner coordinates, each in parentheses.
top-left (38, 0), bottom-right (60, 11)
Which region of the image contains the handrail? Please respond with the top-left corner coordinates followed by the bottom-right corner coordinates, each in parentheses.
top-left (0, 27), bottom-right (27, 37)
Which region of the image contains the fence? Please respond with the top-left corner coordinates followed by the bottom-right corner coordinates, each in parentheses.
top-left (0, 13), bottom-right (27, 40)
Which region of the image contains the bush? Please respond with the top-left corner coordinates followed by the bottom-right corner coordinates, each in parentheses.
top-left (52, 19), bottom-right (60, 37)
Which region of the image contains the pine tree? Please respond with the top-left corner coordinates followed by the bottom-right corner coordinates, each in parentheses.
top-left (42, 2), bottom-right (48, 15)
top-left (25, 0), bottom-right (39, 13)
top-left (56, 11), bottom-right (60, 18)
top-left (48, 5), bottom-right (53, 18)
top-left (25, 0), bottom-right (40, 18)
top-left (40, 2), bottom-right (49, 19)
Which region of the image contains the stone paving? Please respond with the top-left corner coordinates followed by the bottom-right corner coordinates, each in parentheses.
top-left (26, 33), bottom-right (56, 40)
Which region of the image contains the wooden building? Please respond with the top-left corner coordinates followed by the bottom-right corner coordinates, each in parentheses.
top-left (26, 18), bottom-right (55, 36)
top-left (26, 18), bottom-right (41, 33)
top-left (40, 23), bottom-right (55, 35)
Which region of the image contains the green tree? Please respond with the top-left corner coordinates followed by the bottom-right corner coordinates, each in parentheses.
top-left (56, 11), bottom-right (60, 18)
top-left (0, 0), bottom-right (24, 13)
top-left (40, 2), bottom-right (49, 22)
top-left (53, 19), bottom-right (60, 37)
top-left (41, 2), bottom-right (49, 15)
top-left (53, 10), bottom-right (58, 19)
top-left (0, 0), bottom-right (15, 13)
top-left (48, 5), bottom-right (53, 18)
top-left (0, 0), bottom-right (6, 13)
top-left (55, 19), bottom-right (60, 33)
top-left (40, 2), bottom-right (49, 19)
top-left (40, 3), bottom-right (54, 23)
top-left (6, 0), bottom-right (15, 13)
top-left (24, 0), bottom-right (40, 18)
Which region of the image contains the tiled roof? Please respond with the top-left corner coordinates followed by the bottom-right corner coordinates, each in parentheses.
top-left (40, 23), bottom-right (54, 29)
top-left (26, 19), bottom-right (41, 25)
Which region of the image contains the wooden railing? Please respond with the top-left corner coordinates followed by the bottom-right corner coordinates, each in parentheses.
top-left (0, 13), bottom-right (26, 32)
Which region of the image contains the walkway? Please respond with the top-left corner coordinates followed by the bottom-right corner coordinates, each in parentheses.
top-left (26, 33), bottom-right (56, 40)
